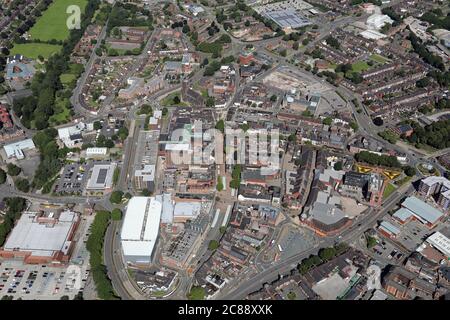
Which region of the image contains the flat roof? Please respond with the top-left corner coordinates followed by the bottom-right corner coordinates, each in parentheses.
top-left (121, 197), bottom-right (162, 260)
top-left (426, 232), bottom-right (450, 257)
top-left (3, 138), bottom-right (35, 159)
top-left (402, 196), bottom-right (444, 225)
top-left (3, 211), bottom-right (78, 257)
top-left (86, 163), bottom-right (116, 190)
top-left (379, 221), bottom-right (400, 236)
top-left (392, 207), bottom-right (413, 222)
top-left (173, 201), bottom-right (202, 218)
top-left (310, 202), bottom-right (346, 225)
top-left (264, 9), bottom-right (311, 29)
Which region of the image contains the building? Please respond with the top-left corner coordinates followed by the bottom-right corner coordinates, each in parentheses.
top-left (426, 232), bottom-right (450, 258)
top-left (121, 197), bottom-right (162, 265)
top-left (85, 163), bottom-right (117, 192)
top-left (366, 14), bottom-right (394, 30)
top-left (58, 122), bottom-right (91, 147)
top-left (86, 147), bottom-right (108, 159)
top-left (0, 211), bottom-right (80, 265)
top-left (0, 105), bottom-right (13, 129)
top-left (263, 9), bottom-right (311, 32)
top-left (134, 164), bottom-right (156, 192)
top-left (418, 176), bottom-right (450, 210)
top-left (393, 196), bottom-right (444, 228)
top-left (305, 202), bottom-right (351, 237)
top-left (3, 138), bottom-right (35, 160)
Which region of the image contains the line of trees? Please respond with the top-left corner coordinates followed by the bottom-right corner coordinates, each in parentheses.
top-left (86, 211), bottom-right (118, 300)
top-left (298, 243), bottom-right (348, 275)
top-left (0, 197), bottom-right (26, 246)
top-left (13, 0), bottom-right (101, 130)
top-left (354, 151), bottom-right (401, 168)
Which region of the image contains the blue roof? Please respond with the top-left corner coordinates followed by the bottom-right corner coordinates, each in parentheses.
top-left (392, 207), bottom-right (413, 222)
top-left (402, 196), bottom-right (444, 224)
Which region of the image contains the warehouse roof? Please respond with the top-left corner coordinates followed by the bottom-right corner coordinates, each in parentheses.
top-left (402, 196), bottom-right (444, 225)
top-left (121, 197), bottom-right (162, 261)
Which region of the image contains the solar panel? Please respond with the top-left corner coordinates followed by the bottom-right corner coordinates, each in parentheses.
top-left (96, 168), bottom-right (108, 184)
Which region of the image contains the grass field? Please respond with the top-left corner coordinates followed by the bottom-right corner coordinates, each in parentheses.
top-left (161, 91), bottom-right (190, 107)
top-left (10, 43), bottom-right (62, 59)
top-left (60, 73), bottom-right (77, 85)
top-left (29, 0), bottom-right (88, 41)
top-left (351, 61), bottom-right (371, 73)
top-left (49, 97), bottom-right (71, 124)
top-left (369, 54), bottom-right (390, 64)
top-left (383, 183), bottom-right (397, 199)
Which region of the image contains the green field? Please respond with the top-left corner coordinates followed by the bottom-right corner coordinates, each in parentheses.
top-left (369, 54), bottom-right (390, 64)
top-left (60, 73), bottom-right (77, 85)
top-left (161, 91), bottom-right (189, 107)
top-left (49, 97), bottom-right (71, 125)
top-left (10, 43), bottom-right (62, 59)
top-left (29, 0), bottom-right (88, 41)
top-left (383, 183), bottom-right (397, 199)
top-left (351, 61), bottom-right (371, 73)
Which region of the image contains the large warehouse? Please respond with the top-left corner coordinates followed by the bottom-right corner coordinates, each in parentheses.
top-left (0, 210), bottom-right (80, 264)
top-left (120, 196), bottom-right (162, 265)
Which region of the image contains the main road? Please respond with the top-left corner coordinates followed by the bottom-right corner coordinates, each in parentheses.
top-left (217, 185), bottom-right (414, 300)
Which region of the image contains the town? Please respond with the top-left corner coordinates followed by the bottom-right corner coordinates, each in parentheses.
top-left (0, 0), bottom-right (449, 302)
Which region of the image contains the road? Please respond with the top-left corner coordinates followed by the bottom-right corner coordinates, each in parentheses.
top-left (217, 185), bottom-right (414, 300)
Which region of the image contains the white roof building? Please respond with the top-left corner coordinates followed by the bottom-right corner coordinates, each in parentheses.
top-left (86, 163), bottom-right (117, 190)
top-left (121, 197), bottom-right (162, 264)
top-left (0, 211), bottom-right (79, 263)
top-left (426, 232), bottom-right (450, 257)
top-left (366, 14), bottom-right (394, 30)
top-left (3, 138), bottom-right (35, 160)
top-left (86, 147), bottom-right (108, 157)
top-left (58, 122), bottom-right (89, 147)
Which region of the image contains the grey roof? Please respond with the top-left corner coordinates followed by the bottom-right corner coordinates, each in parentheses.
top-left (402, 196), bottom-right (444, 225)
top-left (310, 202), bottom-right (346, 225)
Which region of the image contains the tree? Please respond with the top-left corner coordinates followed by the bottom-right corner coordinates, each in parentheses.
top-left (322, 117), bottom-right (332, 125)
top-left (7, 163), bottom-right (21, 176)
top-left (216, 176), bottom-right (224, 192)
top-left (141, 188), bottom-right (151, 196)
top-left (403, 166), bottom-right (416, 177)
top-left (111, 208), bottom-right (122, 221)
top-left (318, 247), bottom-right (336, 261)
top-left (219, 226), bottom-right (227, 234)
top-left (292, 41), bottom-right (299, 50)
top-left (270, 95), bottom-right (277, 102)
top-left (93, 121), bottom-right (102, 130)
top-left (215, 120), bottom-right (225, 133)
top-left (208, 240), bottom-right (220, 250)
top-left (162, 107), bottom-right (168, 117)
top-left (366, 236), bottom-right (377, 249)
top-left (15, 178), bottom-right (30, 193)
top-left (349, 121), bottom-right (359, 131)
top-left (182, 25), bottom-right (190, 34)
top-left (60, 295), bottom-right (70, 300)
top-left (334, 161), bottom-right (343, 171)
top-left (373, 117), bottom-right (384, 126)
top-left (0, 168), bottom-right (6, 184)
top-left (109, 191), bottom-right (124, 204)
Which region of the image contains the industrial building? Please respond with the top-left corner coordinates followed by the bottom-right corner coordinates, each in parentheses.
top-left (0, 210), bottom-right (80, 265)
top-left (263, 9), bottom-right (311, 32)
top-left (3, 138), bottom-right (35, 160)
top-left (393, 196), bottom-right (444, 228)
top-left (121, 197), bottom-right (162, 265)
top-left (426, 232), bottom-right (450, 258)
